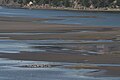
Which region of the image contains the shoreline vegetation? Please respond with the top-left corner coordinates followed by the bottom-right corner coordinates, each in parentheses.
top-left (0, 0), bottom-right (120, 12)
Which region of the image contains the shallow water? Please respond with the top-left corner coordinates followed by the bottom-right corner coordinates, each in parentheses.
top-left (0, 39), bottom-right (118, 54)
top-left (0, 39), bottom-right (48, 53)
top-left (0, 7), bottom-right (120, 26)
top-left (0, 58), bottom-right (120, 80)
top-left (0, 7), bottom-right (120, 80)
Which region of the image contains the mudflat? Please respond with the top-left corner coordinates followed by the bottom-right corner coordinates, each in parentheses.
top-left (0, 52), bottom-right (120, 64)
top-left (0, 16), bottom-right (120, 40)
top-left (0, 16), bottom-right (120, 77)
top-left (0, 52), bottom-right (120, 77)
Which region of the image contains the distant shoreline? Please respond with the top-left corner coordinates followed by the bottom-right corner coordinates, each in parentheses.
top-left (25, 7), bottom-right (120, 12)
top-left (1, 5), bottom-right (120, 12)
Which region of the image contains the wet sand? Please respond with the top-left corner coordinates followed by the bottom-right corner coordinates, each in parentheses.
top-left (0, 16), bottom-right (120, 77)
top-left (0, 16), bottom-right (120, 40)
top-left (0, 52), bottom-right (120, 77)
top-left (0, 52), bottom-right (120, 64)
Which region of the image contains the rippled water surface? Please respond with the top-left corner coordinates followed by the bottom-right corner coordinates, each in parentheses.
top-left (0, 7), bottom-right (120, 26)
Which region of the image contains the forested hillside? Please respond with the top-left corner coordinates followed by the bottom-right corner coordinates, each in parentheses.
top-left (0, 0), bottom-right (120, 10)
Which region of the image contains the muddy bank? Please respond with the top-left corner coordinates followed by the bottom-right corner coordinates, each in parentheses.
top-left (0, 53), bottom-right (120, 64)
top-left (0, 16), bottom-right (120, 40)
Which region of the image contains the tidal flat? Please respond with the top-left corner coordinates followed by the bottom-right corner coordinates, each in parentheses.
top-left (0, 7), bottom-right (120, 80)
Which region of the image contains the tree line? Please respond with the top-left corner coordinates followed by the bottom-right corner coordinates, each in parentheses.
top-left (1, 0), bottom-right (120, 9)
